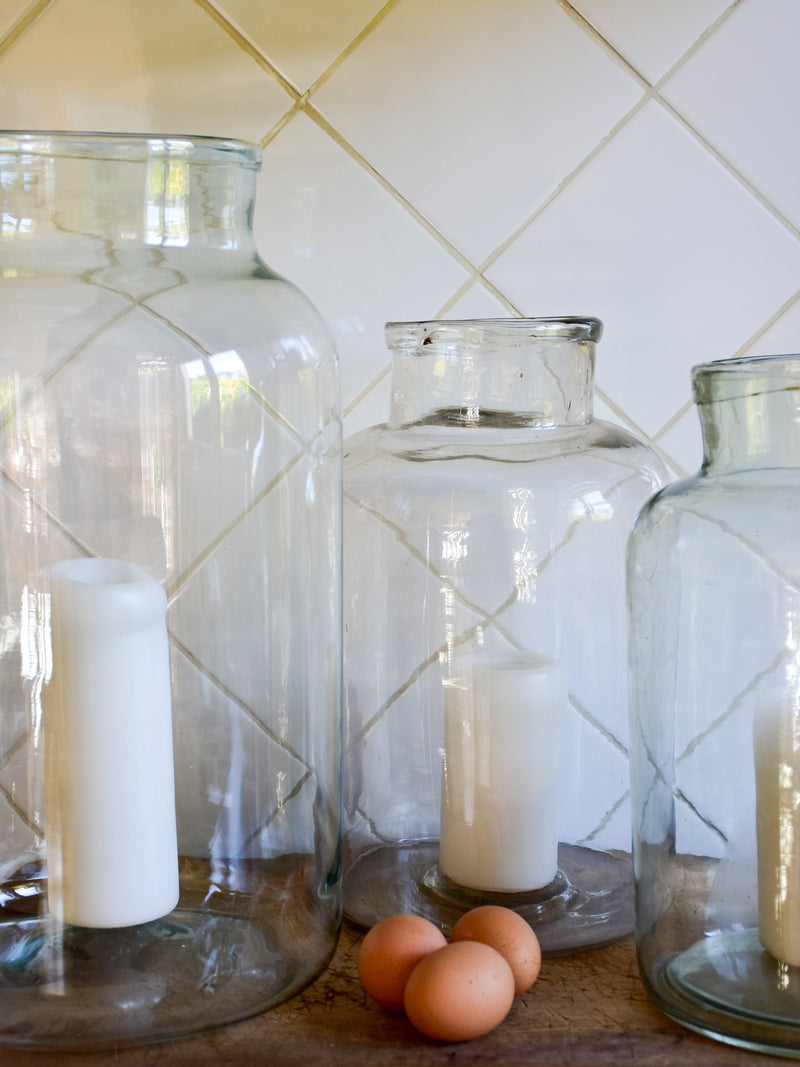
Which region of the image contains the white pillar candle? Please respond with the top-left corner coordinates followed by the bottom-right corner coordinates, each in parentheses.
top-left (754, 695), bottom-right (800, 965)
top-left (439, 653), bottom-right (564, 893)
top-left (44, 558), bottom-right (179, 928)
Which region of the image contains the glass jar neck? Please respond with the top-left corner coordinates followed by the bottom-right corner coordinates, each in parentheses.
top-left (385, 318), bottom-right (601, 430)
top-left (0, 132), bottom-right (260, 255)
top-left (694, 356), bottom-right (800, 474)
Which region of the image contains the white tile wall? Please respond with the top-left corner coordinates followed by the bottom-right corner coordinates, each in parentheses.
top-left (2, 0), bottom-right (799, 470)
top-left (4, 0), bottom-right (800, 857)
top-left (2, 0), bottom-right (799, 867)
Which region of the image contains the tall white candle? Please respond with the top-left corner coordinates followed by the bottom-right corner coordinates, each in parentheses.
top-left (44, 558), bottom-right (179, 928)
top-left (754, 695), bottom-right (800, 965)
top-left (439, 653), bottom-right (564, 893)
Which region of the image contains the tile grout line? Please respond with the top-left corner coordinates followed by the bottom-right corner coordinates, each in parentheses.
top-left (194, 0), bottom-right (402, 141)
top-left (731, 288), bottom-right (800, 357)
top-left (657, 94), bottom-right (800, 244)
top-left (0, 0), bottom-right (54, 58)
top-left (192, 0), bottom-right (302, 99)
top-left (644, 289), bottom-right (800, 459)
top-left (559, 0), bottom-right (800, 242)
top-left (476, 0), bottom-right (747, 283)
top-left (303, 0), bottom-right (403, 98)
top-left (473, 90), bottom-right (654, 281)
top-left (301, 101), bottom-right (482, 278)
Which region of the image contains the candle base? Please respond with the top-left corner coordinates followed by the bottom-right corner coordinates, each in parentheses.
top-left (649, 928), bottom-right (800, 1056)
top-left (419, 864), bottom-right (573, 920)
top-left (343, 840), bottom-right (633, 956)
top-left (0, 855), bottom-right (338, 1050)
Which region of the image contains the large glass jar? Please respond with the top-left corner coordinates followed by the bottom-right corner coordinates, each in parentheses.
top-left (628, 353), bottom-right (800, 1056)
top-left (343, 318), bottom-right (666, 954)
top-left (0, 132), bottom-right (342, 1049)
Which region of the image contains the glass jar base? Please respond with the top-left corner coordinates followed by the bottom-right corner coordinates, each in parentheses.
top-left (0, 909), bottom-right (334, 1050)
top-left (656, 928), bottom-right (800, 1056)
top-left (344, 841), bottom-right (633, 955)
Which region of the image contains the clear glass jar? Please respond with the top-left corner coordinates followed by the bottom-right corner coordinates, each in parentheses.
top-left (628, 353), bottom-right (800, 1056)
top-left (343, 318), bottom-right (666, 953)
top-left (0, 132), bottom-right (342, 1049)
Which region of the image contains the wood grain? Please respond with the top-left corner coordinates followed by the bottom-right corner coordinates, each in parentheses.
top-left (0, 924), bottom-right (777, 1065)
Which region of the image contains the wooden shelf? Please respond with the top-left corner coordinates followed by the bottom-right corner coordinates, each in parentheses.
top-left (0, 924), bottom-right (777, 1065)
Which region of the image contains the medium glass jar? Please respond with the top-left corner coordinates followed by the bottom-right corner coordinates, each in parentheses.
top-left (0, 132), bottom-right (341, 1049)
top-left (628, 353), bottom-right (800, 1056)
top-left (343, 318), bottom-right (666, 953)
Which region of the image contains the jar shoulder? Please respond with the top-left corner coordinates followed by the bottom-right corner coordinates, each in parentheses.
top-left (629, 467), bottom-right (800, 574)
top-left (344, 417), bottom-right (665, 471)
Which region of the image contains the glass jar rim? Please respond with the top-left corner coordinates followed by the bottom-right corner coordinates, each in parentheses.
top-left (385, 317), bottom-right (602, 350)
top-left (0, 130), bottom-right (261, 169)
top-left (693, 353), bottom-right (800, 403)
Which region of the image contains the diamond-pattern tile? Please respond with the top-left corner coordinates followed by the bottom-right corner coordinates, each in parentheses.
top-left (486, 101), bottom-right (800, 439)
top-left (170, 646), bottom-right (307, 858)
top-left (571, 0), bottom-right (732, 83)
top-left (2, 0), bottom-right (800, 862)
top-left (171, 448), bottom-right (339, 758)
top-left (0, 0), bottom-right (290, 140)
top-left (312, 0), bottom-right (643, 264)
top-left (41, 303), bottom-right (300, 573)
top-left (663, 0), bottom-right (800, 232)
top-left (256, 112), bottom-right (469, 414)
top-left (214, 0), bottom-right (389, 92)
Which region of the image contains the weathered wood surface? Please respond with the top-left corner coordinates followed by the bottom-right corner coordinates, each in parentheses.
top-left (0, 924), bottom-right (776, 1065)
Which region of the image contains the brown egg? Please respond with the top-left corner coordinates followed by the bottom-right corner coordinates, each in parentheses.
top-left (357, 913), bottom-right (447, 1011)
top-left (403, 940), bottom-right (515, 1042)
top-left (451, 905), bottom-right (541, 995)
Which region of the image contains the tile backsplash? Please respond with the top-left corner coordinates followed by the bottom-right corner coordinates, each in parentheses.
top-left (2, 0), bottom-right (798, 863)
top-left (3, 0), bottom-right (799, 478)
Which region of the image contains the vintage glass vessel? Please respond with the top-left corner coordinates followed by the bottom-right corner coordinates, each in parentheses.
top-left (343, 318), bottom-right (666, 954)
top-left (0, 131), bottom-right (342, 1048)
top-left (629, 353), bottom-right (800, 1055)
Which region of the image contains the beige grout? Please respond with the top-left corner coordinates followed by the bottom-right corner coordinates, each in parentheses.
top-left (650, 0), bottom-right (745, 90)
top-left (301, 101), bottom-right (481, 277)
top-left (473, 90), bottom-right (653, 281)
top-left (556, 0), bottom-right (652, 91)
top-left (0, 0), bottom-right (54, 58)
top-left (4, 0), bottom-right (795, 487)
top-left (658, 93), bottom-right (800, 244)
top-left (192, 0), bottom-right (301, 100)
top-left (733, 288), bottom-right (800, 356)
top-left (303, 0), bottom-right (403, 98)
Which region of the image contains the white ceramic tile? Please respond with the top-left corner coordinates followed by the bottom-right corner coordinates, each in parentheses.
top-left (255, 111), bottom-right (469, 412)
top-left (486, 101), bottom-right (800, 438)
top-left (0, 0), bottom-right (290, 141)
top-left (570, 0), bottom-right (732, 84)
top-left (214, 0), bottom-right (388, 92)
top-left (743, 299), bottom-right (800, 357)
top-left (662, 0), bottom-right (800, 231)
top-left (313, 0), bottom-right (643, 264)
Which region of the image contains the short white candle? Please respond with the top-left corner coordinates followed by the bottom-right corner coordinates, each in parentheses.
top-left (439, 653), bottom-right (564, 893)
top-left (754, 695), bottom-right (800, 965)
top-left (44, 558), bottom-right (179, 928)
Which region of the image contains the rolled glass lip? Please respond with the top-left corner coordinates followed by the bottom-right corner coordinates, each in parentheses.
top-left (693, 353), bottom-right (800, 403)
top-left (385, 317), bottom-right (603, 350)
top-left (0, 130), bottom-right (261, 169)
